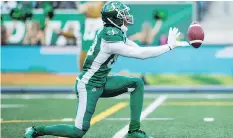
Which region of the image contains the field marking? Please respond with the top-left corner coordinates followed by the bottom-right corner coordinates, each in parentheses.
top-left (2, 93), bottom-right (233, 99)
top-left (164, 101), bottom-right (233, 106)
top-left (0, 102), bottom-right (128, 124)
top-left (1, 94), bottom-right (77, 99)
top-left (58, 102), bottom-right (128, 138)
top-left (0, 119), bottom-right (69, 123)
top-left (90, 102), bottom-right (128, 125)
top-left (112, 95), bottom-right (167, 138)
top-left (105, 117), bottom-right (174, 121)
top-left (203, 117), bottom-right (215, 122)
top-left (167, 94), bottom-right (233, 99)
top-left (1, 104), bottom-right (26, 108)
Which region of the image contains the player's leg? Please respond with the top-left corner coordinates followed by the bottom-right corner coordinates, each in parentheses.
top-left (74, 82), bottom-right (103, 131)
top-left (101, 76), bottom-right (144, 131)
top-left (25, 81), bottom-right (103, 138)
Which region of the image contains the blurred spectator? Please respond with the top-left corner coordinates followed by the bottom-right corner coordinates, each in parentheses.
top-left (0, 1), bottom-right (17, 13)
top-left (223, 1), bottom-right (232, 15)
top-left (1, 16), bottom-right (15, 45)
top-left (197, 1), bottom-right (212, 21)
top-left (23, 21), bottom-right (45, 45)
top-left (129, 10), bottom-right (166, 46)
top-left (159, 34), bottom-right (168, 45)
top-left (55, 1), bottom-right (77, 9)
top-left (34, 1), bottom-right (76, 9)
top-left (129, 20), bottom-right (163, 46)
top-left (53, 24), bottom-right (78, 46)
top-left (1, 21), bottom-right (8, 45)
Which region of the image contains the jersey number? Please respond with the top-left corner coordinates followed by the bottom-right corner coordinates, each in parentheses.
top-left (87, 37), bottom-right (97, 56)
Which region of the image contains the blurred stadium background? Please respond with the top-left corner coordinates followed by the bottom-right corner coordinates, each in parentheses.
top-left (1, 1), bottom-right (233, 138)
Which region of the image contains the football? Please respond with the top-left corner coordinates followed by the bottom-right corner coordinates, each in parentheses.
top-left (188, 21), bottom-right (204, 48)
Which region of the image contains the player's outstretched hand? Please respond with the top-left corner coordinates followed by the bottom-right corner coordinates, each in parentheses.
top-left (167, 27), bottom-right (181, 49)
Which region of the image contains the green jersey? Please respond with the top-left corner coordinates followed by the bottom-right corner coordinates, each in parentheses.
top-left (78, 27), bottom-right (126, 87)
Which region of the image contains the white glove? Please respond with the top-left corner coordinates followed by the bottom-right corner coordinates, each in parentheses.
top-left (167, 27), bottom-right (181, 49)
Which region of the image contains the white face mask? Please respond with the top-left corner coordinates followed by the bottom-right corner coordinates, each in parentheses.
top-left (107, 18), bottom-right (128, 33)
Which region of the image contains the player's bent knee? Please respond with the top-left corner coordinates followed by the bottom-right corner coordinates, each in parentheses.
top-left (73, 125), bottom-right (87, 138)
top-left (132, 77), bottom-right (144, 88)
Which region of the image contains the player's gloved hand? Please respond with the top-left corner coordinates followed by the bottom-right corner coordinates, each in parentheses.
top-left (167, 27), bottom-right (181, 49)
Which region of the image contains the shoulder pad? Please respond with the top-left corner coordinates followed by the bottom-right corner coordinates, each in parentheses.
top-left (102, 27), bottom-right (124, 42)
top-left (105, 28), bottom-right (120, 36)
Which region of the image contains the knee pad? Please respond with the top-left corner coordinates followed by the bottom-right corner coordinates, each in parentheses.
top-left (128, 77), bottom-right (144, 95)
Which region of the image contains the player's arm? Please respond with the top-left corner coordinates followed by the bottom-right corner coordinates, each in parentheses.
top-left (54, 29), bottom-right (76, 39)
top-left (58, 31), bottom-right (76, 39)
top-left (126, 38), bottom-right (139, 47)
top-left (107, 27), bottom-right (182, 59)
top-left (108, 41), bottom-right (171, 59)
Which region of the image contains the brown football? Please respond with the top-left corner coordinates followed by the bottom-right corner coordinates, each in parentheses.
top-left (188, 21), bottom-right (204, 48)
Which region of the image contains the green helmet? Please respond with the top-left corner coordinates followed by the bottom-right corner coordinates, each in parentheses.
top-left (101, 1), bottom-right (134, 27)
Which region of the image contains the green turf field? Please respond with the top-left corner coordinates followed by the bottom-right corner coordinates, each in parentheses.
top-left (1, 93), bottom-right (233, 138)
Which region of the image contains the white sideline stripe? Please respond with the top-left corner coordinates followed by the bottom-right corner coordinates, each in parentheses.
top-left (1, 94), bottom-right (77, 99)
top-left (167, 94), bottom-right (233, 99)
top-left (1, 104), bottom-right (26, 108)
top-left (189, 40), bottom-right (203, 44)
top-left (2, 94), bottom-right (233, 99)
top-left (62, 118), bottom-right (74, 122)
top-left (112, 95), bottom-right (167, 138)
top-left (105, 117), bottom-right (174, 121)
top-left (114, 94), bottom-right (233, 99)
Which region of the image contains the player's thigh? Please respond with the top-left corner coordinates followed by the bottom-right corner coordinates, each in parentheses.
top-left (101, 76), bottom-right (144, 98)
top-left (75, 81), bottom-right (103, 131)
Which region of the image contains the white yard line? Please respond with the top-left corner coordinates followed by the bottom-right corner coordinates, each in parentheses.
top-left (1, 94), bottom-right (77, 99)
top-left (2, 93), bottom-right (233, 99)
top-left (1, 104), bottom-right (26, 108)
top-left (115, 94), bottom-right (233, 99)
top-left (167, 94), bottom-right (233, 99)
top-left (112, 95), bottom-right (167, 138)
top-left (105, 117), bottom-right (174, 121)
top-left (203, 117), bottom-right (215, 122)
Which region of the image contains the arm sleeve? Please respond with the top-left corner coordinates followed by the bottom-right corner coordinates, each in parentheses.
top-left (107, 41), bottom-right (171, 59)
top-left (126, 38), bottom-right (139, 47)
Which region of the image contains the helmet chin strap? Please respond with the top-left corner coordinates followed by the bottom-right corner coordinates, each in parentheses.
top-left (107, 18), bottom-right (128, 33)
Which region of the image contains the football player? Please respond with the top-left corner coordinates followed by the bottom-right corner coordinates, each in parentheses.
top-left (25, 1), bottom-right (185, 138)
top-left (77, 1), bottom-right (104, 71)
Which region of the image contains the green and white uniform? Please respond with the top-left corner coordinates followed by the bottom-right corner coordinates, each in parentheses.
top-left (78, 27), bottom-right (124, 86)
top-left (30, 2), bottom-right (173, 138)
top-left (75, 27), bottom-right (144, 131)
top-left (75, 24), bottom-right (171, 131)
